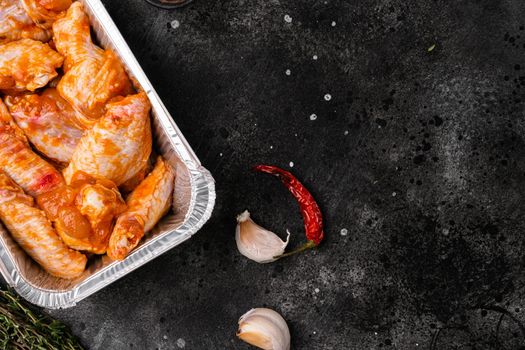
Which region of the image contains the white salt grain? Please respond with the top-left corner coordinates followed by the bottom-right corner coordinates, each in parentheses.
top-left (170, 20), bottom-right (180, 29)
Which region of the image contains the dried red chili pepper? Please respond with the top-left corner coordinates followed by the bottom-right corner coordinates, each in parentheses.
top-left (253, 165), bottom-right (324, 257)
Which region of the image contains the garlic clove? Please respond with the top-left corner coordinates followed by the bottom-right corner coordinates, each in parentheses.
top-left (237, 308), bottom-right (291, 350)
top-left (236, 210), bottom-right (290, 263)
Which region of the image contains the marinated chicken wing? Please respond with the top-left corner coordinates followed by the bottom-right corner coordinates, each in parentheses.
top-left (57, 52), bottom-right (132, 126)
top-left (52, 1), bottom-right (100, 70)
top-left (108, 157), bottom-right (174, 260)
top-left (0, 0), bottom-right (51, 44)
top-left (64, 92), bottom-right (152, 186)
top-left (0, 39), bottom-right (63, 92)
top-left (5, 88), bottom-right (84, 163)
top-left (0, 98), bottom-right (27, 143)
top-left (37, 171), bottom-right (126, 253)
top-left (0, 123), bottom-right (64, 196)
top-left (0, 171), bottom-right (86, 279)
top-left (20, 0), bottom-right (71, 30)
top-left (53, 2), bottom-right (132, 125)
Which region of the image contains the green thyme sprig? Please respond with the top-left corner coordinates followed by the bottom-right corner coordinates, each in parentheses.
top-left (0, 289), bottom-right (84, 350)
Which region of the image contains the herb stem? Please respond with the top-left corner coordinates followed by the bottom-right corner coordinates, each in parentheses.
top-left (0, 288), bottom-right (84, 350)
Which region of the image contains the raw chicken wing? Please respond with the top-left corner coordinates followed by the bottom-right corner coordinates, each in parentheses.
top-left (37, 171), bottom-right (127, 254)
top-left (108, 157), bottom-right (174, 260)
top-left (0, 170), bottom-right (86, 279)
top-left (52, 1), bottom-right (100, 70)
top-left (0, 38), bottom-right (63, 92)
top-left (0, 123), bottom-right (64, 196)
top-left (53, 2), bottom-right (132, 125)
top-left (64, 92), bottom-right (152, 186)
top-left (0, 0), bottom-right (51, 44)
top-left (5, 88), bottom-right (84, 163)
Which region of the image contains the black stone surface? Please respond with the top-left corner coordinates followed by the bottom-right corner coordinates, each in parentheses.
top-left (9, 0), bottom-right (525, 349)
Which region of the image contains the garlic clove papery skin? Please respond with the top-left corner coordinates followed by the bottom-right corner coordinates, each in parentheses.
top-left (236, 210), bottom-right (290, 263)
top-left (237, 308), bottom-right (291, 350)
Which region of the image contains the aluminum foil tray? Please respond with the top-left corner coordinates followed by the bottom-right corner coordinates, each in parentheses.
top-left (0, 0), bottom-right (215, 309)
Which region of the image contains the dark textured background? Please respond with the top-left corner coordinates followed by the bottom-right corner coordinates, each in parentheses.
top-left (25, 0), bottom-right (525, 348)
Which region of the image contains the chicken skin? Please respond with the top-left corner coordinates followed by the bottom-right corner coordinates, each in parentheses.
top-left (0, 0), bottom-right (51, 44)
top-left (5, 88), bottom-right (84, 163)
top-left (0, 123), bottom-right (64, 196)
top-left (52, 1), bottom-right (100, 71)
top-left (20, 0), bottom-right (71, 30)
top-left (119, 157), bottom-right (153, 194)
top-left (0, 170), bottom-right (86, 279)
top-left (0, 98), bottom-right (27, 143)
top-left (53, 2), bottom-right (132, 125)
top-left (108, 157), bottom-right (174, 260)
top-left (37, 171), bottom-right (126, 254)
top-left (0, 39), bottom-right (63, 92)
top-left (64, 92), bottom-right (152, 187)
